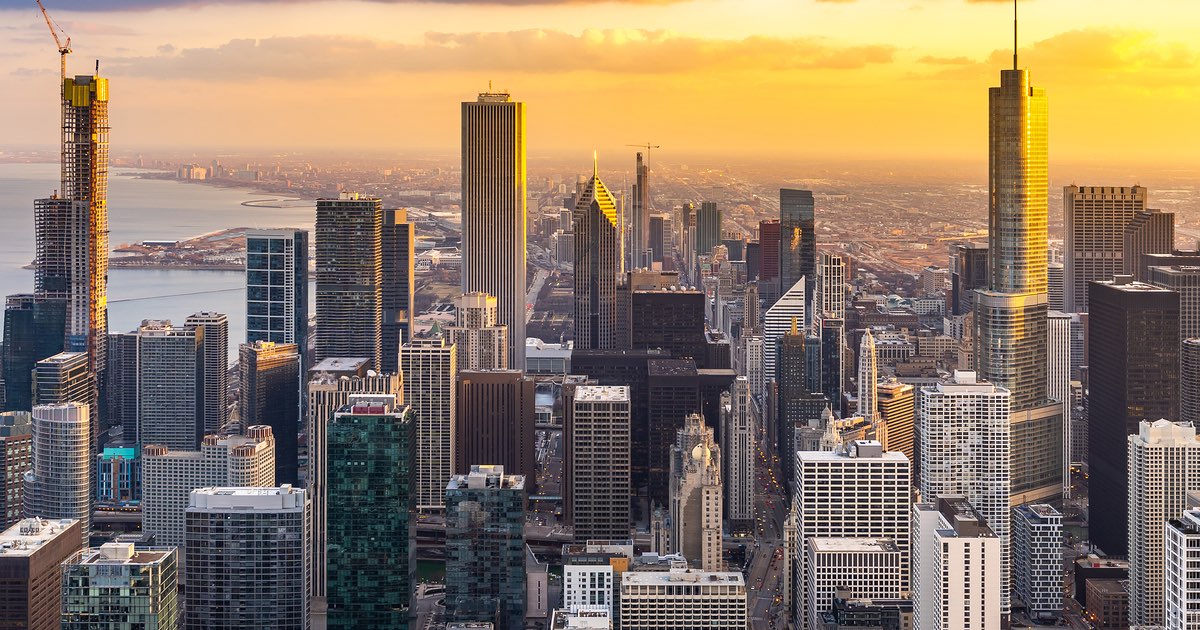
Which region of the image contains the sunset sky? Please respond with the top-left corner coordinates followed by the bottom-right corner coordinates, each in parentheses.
top-left (0, 0), bottom-right (1197, 165)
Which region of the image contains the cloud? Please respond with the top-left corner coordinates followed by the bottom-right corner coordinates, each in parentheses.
top-left (917, 55), bottom-right (973, 65)
top-left (0, 0), bottom-right (686, 9)
top-left (100, 29), bottom-right (895, 80)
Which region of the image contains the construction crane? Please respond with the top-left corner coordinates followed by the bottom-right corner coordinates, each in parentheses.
top-left (626, 142), bottom-right (661, 162)
top-left (35, 0), bottom-right (71, 84)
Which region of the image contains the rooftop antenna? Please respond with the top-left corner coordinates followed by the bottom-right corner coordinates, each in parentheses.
top-left (592, 149), bottom-right (598, 178)
top-left (1013, 0), bottom-right (1018, 70)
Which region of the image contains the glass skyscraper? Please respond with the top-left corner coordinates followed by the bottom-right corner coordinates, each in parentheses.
top-left (779, 189), bottom-right (815, 321)
top-left (246, 228), bottom-right (309, 365)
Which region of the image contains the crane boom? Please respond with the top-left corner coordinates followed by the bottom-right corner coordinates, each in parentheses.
top-left (35, 0), bottom-right (71, 83)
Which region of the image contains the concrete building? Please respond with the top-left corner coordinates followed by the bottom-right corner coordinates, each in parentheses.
top-left (141, 426), bottom-right (275, 550)
top-left (619, 565), bottom-right (747, 629)
top-left (804, 538), bottom-right (903, 630)
top-left (245, 228), bottom-right (309, 364)
top-left (1062, 185), bottom-right (1148, 312)
top-left (562, 541), bottom-right (634, 618)
top-left (0, 412), bottom-right (32, 528)
top-left (669, 413), bottom-right (723, 572)
top-left (314, 192), bottom-right (383, 369)
top-left (22, 403), bottom-right (91, 543)
top-left (32, 351), bottom-right (94, 413)
top-left (1148, 264), bottom-right (1200, 341)
top-left (722, 377), bottom-right (755, 530)
top-left (0, 517), bottom-right (81, 630)
top-left (857, 329), bottom-right (877, 418)
top-left (461, 91), bottom-right (527, 370)
top-left (816, 252), bottom-right (846, 320)
top-left (551, 607), bottom-right (611, 629)
top-left (1128, 419), bottom-right (1200, 626)
top-left (875, 379), bottom-right (914, 475)
top-left (185, 486), bottom-right (311, 629)
top-left (1184, 339), bottom-right (1200, 426)
top-left (400, 339), bottom-right (456, 510)
top-left (239, 341), bottom-right (300, 484)
top-left (911, 497), bottom-right (1001, 630)
top-left (573, 165), bottom-right (621, 351)
top-left (185, 312), bottom-right (229, 435)
top-left (381, 208), bottom-right (415, 373)
top-left (743, 335), bottom-right (764, 401)
top-left (135, 319), bottom-right (204, 450)
top-left (565, 385), bottom-right (631, 541)
top-left (61, 543), bottom-right (179, 629)
top-left (763, 277), bottom-right (806, 395)
top-left (455, 370), bottom-right (535, 482)
top-left (1165, 508), bottom-right (1200, 630)
top-left (1124, 209), bottom-right (1176, 281)
top-left (1048, 310), bottom-right (1073, 497)
top-left (448, 292), bottom-right (508, 371)
top-left (1013, 503), bottom-right (1063, 619)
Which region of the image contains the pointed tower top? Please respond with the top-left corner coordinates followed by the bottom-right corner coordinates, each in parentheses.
top-left (790, 316), bottom-right (798, 336)
top-left (1013, 0), bottom-right (1019, 70)
top-left (593, 149), bottom-right (598, 178)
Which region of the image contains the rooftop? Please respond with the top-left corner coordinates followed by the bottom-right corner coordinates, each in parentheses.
top-left (188, 485), bottom-right (307, 511)
top-left (917, 495), bottom-right (996, 538)
top-left (798, 445), bottom-right (908, 464)
top-left (574, 385), bottom-right (630, 402)
top-left (808, 538), bottom-right (900, 554)
top-left (622, 568), bottom-right (745, 587)
top-left (448, 464), bottom-right (526, 491)
top-left (551, 608), bottom-right (611, 629)
top-left (0, 518), bottom-right (79, 557)
top-left (1014, 503), bottom-right (1061, 520)
top-left (1086, 579), bottom-right (1129, 596)
top-left (73, 542), bottom-right (173, 567)
top-left (309, 357), bottom-right (370, 375)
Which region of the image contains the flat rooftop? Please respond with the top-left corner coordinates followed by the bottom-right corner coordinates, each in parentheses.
top-left (448, 465), bottom-right (526, 491)
top-left (622, 569), bottom-right (744, 587)
top-left (0, 519), bottom-right (78, 558)
top-left (75, 543), bottom-right (172, 566)
top-left (808, 538), bottom-right (900, 554)
top-left (574, 385), bottom-right (629, 402)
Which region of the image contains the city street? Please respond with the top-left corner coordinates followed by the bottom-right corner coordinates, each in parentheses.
top-left (745, 414), bottom-right (791, 628)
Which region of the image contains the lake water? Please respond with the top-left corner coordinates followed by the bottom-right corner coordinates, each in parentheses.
top-left (0, 162), bottom-right (316, 363)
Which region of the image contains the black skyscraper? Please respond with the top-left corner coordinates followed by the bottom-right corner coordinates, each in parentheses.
top-left (780, 189), bottom-right (816, 321)
top-left (381, 209), bottom-right (415, 373)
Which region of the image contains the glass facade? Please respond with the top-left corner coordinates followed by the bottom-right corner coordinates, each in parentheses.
top-left (61, 546), bottom-right (180, 630)
top-left (246, 229), bottom-right (309, 364)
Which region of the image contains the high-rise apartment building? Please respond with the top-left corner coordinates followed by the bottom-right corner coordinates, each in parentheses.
top-left (574, 166), bottom-right (621, 351)
top-left (780, 189), bottom-right (816, 320)
top-left (631, 152), bottom-right (651, 267)
top-left (743, 335), bottom-right (764, 399)
top-left (240, 341), bottom-right (301, 484)
top-left (104, 330), bottom-right (137, 441)
top-left (32, 352), bottom-right (95, 448)
top-left (918, 371), bottom-right (1010, 611)
top-left (669, 414), bottom-right (723, 572)
top-left (0, 412), bottom-right (32, 528)
top-left (562, 541), bottom-right (634, 619)
top-left (911, 497), bottom-right (1001, 630)
top-left (0, 517), bottom-right (81, 630)
top-left (23, 403), bottom-right (91, 543)
top-left (1012, 503), bottom-right (1063, 619)
top-left (185, 486), bottom-right (311, 629)
top-left (315, 193), bottom-right (383, 369)
top-left (1048, 310), bottom-right (1073, 496)
top-left (565, 385), bottom-right (630, 542)
top-left (141, 426), bottom-right (275, 550)
top-left (185, 312), bottom-right (229, 435)
top-left (449, 292), bottom-right (508, 370)
top-left (793, 442), bottom-right (910, 629)
top-left (1124, 209), bottom-right (1176, 281)
top-left (763, 277), bottom-right (806, 394)
top-left (400, 339), bottom-right (456, 510)
top-left (1088, 277), bottom-right (1180, 556)
top-left (1128, 420), bottom-right (1200, 626)
top-left (461, 91), bottom-right (527, 370)
top-left (949, 242), bottom-right (988, 317)
top-left (446, 465), bottom-right (527, 630)
top-left (857, 329), bottom-right (877, 418)
top-left (815, 252), bottom-right (845, 320)
top-left (455, 370), bottom-right (535, 482)
top-left (619, 566), bottom-right (747, 629)
top-left (134, 319), bottom-right (204, 450)
top-left (326, 398), bottom-right (414, 629)
top-left (723, 377), bottom-right (755, 530)
top-left (1148, 264), bottom-right (1200, 341)
top-left (876, 379), bottom-right (914, 471)
top-left (1048, 262), bottom-right (1065, 311)
top-left (1062, 185), bottom-right (1148, 312)
top-left (803, 539), bottom-right (903, 630)
top-left (61, 543), bottom-right (179, 629)
top-left (381, 208), bottom-right (415, 373)
top-left (649, 213), bottom-right (666, 264)
top-left (1165, 508), bottom-right (1200, 630)
top-left (246, 228), bottom-right (309, 364)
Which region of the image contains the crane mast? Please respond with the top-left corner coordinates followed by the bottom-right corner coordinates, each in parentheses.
top-left (35, 0), bottom-right (72, 87)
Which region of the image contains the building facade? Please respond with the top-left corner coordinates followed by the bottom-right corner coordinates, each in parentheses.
top-left (619, 567), bottom-right (747, 629)
top-left (0, 518), bottom-right (81, 630)
top-left (239, 341), bottom-right (301, 485)
top-left (455, 370), bottom-right (535, 482)
top-left (669, 414), bottom-right (723, 572)
top-left (0, 412), bottom-right (32, 527)
top-left (1165, 508), bottom-right (1200, 630)
top-left (400, 339), bottom-right (457, 510)
top-left (804, 539), bottom-right (903, 630)
top-left (565, 386), bottom-right (631, 541)
top-left (573, 167), bottom-right (621, 351)
top-left (912, 497), bottom-right (1001, 630)
top-left (1062, 185), bottom-right (1147, 312)
top-left (314, 192), bottom-right (383, 369)
top-left (1012, 503), bottom-right (1063, 619)
top-left (245, 228), bottom-right (309, 363)
top-left (22, 403), bottom-right (91, 543)
top-left (185, 312), bottom-right (229, 435)
top-left (381, 208), bottom-right (415, 373)
top-left (448, 292), bottom-right (508, 371)
top-left (61, 543), bottom-right (178, 629)
top-left (135, 319), bottom-right (204, 450)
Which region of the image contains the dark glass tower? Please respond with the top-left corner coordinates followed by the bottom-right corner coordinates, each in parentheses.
top-left (246, 229), bottom-right (309, 367)
top-left (381, 209), bottom-right (414, 373)
top-left (2, 295), bottom-right (66, 412)
top-left (780, 189), bottom-right (816, 320)
top-left (315, 193), bottom-right (383, 370)
top-left (240, 341), bottom-right (301, 485)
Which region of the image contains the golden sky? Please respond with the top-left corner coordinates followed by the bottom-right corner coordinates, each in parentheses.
top-left (0, 0), bottom-right (1198, 166)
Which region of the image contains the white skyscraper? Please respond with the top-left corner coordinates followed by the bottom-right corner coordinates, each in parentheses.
top-left (793, 442), bottom-right (910, 630)
top-left (1012, 503), bottom-right (1063, 620)
top-left (22, 403), bottom-right (91, 544)
top-left (1048, 311), bottom-right (1072, 497)
top-left (857, 329), bottom-right (877, 418)
top-left (566, 385), bottom-right (631, 542)
top-left (803, 538), bottom-right (903, 629)
top-left (1165, 508), bottom-right (1200, 630)
top-left (764, 277), bottom-right (805, 386)
top-left (135, 319), bottom-right (204, 450)
top-left (918, 370), bottom-right (1011, 613)
top-left (447, 292), bottom-right (508, 371)
top-left (743, 335), bottom-right (764, 401)
top-left (669, 414), bottom-right (723, 572)
top-left (912, 497), bottom-right (1002, 630)
top-left (815, 252), bottom-right (846, 321)
top-left (400, 338), bottom-right (457, 510)
top-left (722, 377), bottom-right (755, 529)
top-left (1128, 419), bottom-right (1200, 626)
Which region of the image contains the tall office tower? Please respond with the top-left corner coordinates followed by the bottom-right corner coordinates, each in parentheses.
top-left (777, 325), bottom-right (826, 494)
top-left (975, 53), bottom-right (1063, 508)
top-left (743, 335), bottom-right (764, 398)
top-left (0, 412), bottom-right (32, 527)
top-left (803, 539), bottom-right (903, 630)
top-left (1149, 265), bottom-right (1200, 340)
top-left (0, 518), bottom-right (81, 630)
top-left (819, 317), bottom-right (845, 408)
top-left (185, 312), bottom-right (229, 434)
top-left (1047, 261), bottom-right (1065, 311)
top-left (446, 465), bottom-right (527, 630)
top-left (857, 329), bottom-right (877, 418)
top-left (763, 277), bottom-right (806, 392)
top-left (185, 486), bottom-right (311, 629)
top-left (326, 398), bottom-right (414, 629)
top-left (246, 229), bottom-right (309, 364)
top-left (815, 252), bottom-right (845, 320)
top-left (574, 165), bottom-right (621, 351)
top-left (315, 192), bottom-right (383, 369)
top-left (876, 378), bottom-right (914, 471)
top-left (1128, 420), bottom-right (1200, 626)
top-left (449, 292), bottom-right (508, 370)
top-left (305, 360), bottom-right (400, 610)
top-left (1088, 277), bottom-right (1180, 556)
top-left (455, 370), bottom-right (535, 482)
top-left (793, 442), bottom-right (910, 630)
top-left (61, 543), bottom-right (179, 630)
top-left (23, 403), bottom-right (91, 543)
top-left (141, 426), bottom-right (275, 549)
top-left (668, 413), bottom-right (723, 571)
top-left (381, 208), bottom-right (415, 373)
top-left (695, 201), bottom-right (722, 258)
top-left (1063, 185), bottom-right (1148, 312)
top-left (620, 566), bottom-right (748, 629)
top-left (760, 219), bottom-right (781, 282)
top-left (1047, 311), bottom-right (1073, 496)
top-left (33, 351), bottom-right (94, 409)
top-left (627, 284), bottom-right (708, 362)
top-left (240, 341), bottom-right (300, 484)
top-left (780, 189), bottom-right (816, 320)
top-left (950, 242), bottom-right (988, 317)
top-left (1165, 508), bottom-right (1200, 630)
top-left (134, 320), bottom-right (203, 450)
top-left (104, 331), bottom-right (137, 440)
top-left (1124, 208), bottom-right (1176, 281)
top-left (911, 497), bottom-right (1002, 630)
top-left (1012, 504), bottom-right (1063, 620)
top-left (648, 213), bottom-right (666, 264)
top-left (400, 339), bottom-right (456, 510)
top-left (724, 377), bottom-right (755, 530)
top-left (565, 385), bottom-right (631, 541)
top-left (918, 371), bottom-right (1010, 611)
top-left (461, 91), bottom-right (527, 371)
top-left (2, 295), bottom-right (66, 412)
top-left (630, 152), bottom-right (650, 268)
top-left (1184, 338), bottom-right (1200, 425)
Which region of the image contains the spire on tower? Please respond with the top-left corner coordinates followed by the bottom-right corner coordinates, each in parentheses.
top-left (592, 149), bottom-right (598, 178)
top-left (1013, 0), bottom-right (1019, 70)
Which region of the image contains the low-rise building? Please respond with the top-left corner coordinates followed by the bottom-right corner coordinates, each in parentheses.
top-left (619, 565), bottom-right (747, 629)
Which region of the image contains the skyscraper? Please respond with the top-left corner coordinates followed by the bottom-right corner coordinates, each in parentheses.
top-left (400, 339), bottom-right (457, 510)
top-left (857, 329), bottom-right (877, 418)
top-left (315, 193), bottom-right (383, 369)
top-left (803, 539), bottom-right (903, 630)
top-left (0, 517), bottom-right (81, 630)
top-left (326, 397), bottom-right (414, 629)
top-left (949, 242), bottom-right (988, 317)
top-left (876, 378), bottom-right (914, 471)
top-left (723, 377), bottom-right (755, 531)
top-left (777, 324), bottom-right (825, 494)
top-left (1048, 310), bottom-right (1073, 495)
top-left (1148, 265), bottom-right (1200, 341)
top-left (246, 228), bottom-right (309, 365)
top-left (815, 252), bottom-right (845, 320)
top-left (1123, 209), bottom-right (1176, 281)
top-left (573, 163), bottom-right (621, 351)
top-left (33, 351), bottom-right (94, 410)
top-left (669, 413), bottom-right (723, 572)
top-left (1088, 277), bottom-right (1180, 556)
top-left (763, 277), bottom-right (806, 393)
top-left (1062, 185), bottom-right (1147, 312)
top-left (695, 201), bottom-right (722, 259)
top-left (185, 312), bottom-right (229, 435)
top-left (1183, 339), bottom-right (1200, 426)
top-left (381, 208), bottom-right (415, 373)
top-left (1012, 504), bottom-right (1063, 620)
top-left (461, 90), bottom-right (527, 370)
top-left (911, 498), bottom-right (1002, 630)
top-left (448, 293), bottom-right (507, 371)
top-left (1165, 508), bottom-right (1200, 630)
top-left (630, 152), bottom-right (650, 268)
top-left (134, 320), bottom-right (203, 450)
top-left (565, 385), bottom-right (631, 541)
top-left (61, 543), bottom-right (179, 630)
top-left (1, 294), bottom-right (65, 412)
top-left (23, 403), bottom-right (91, 543)
top-left (780, 189), bottom-right (816, 320)
top-left (0, 413), bottom-right (32, 528)
top-left (455, 370), bottom-right (535, 482)
top-left (648, 213), bottom-right (666, 264)
top-left (239, 341), bottom-right (301, 485)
